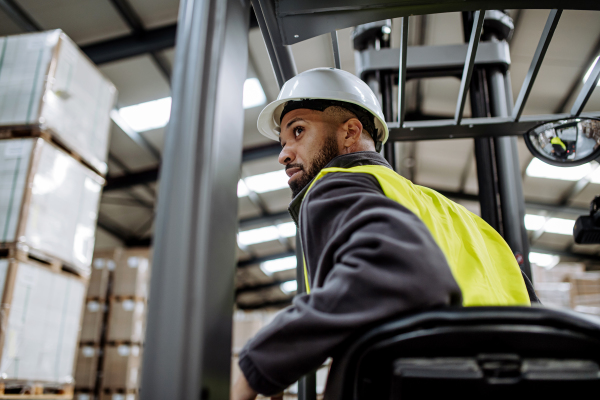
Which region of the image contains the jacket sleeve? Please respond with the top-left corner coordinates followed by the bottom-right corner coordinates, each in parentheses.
top-left (238, 172), bottom-right (462, 395)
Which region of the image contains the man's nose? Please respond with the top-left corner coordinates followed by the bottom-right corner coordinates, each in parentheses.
top-left (278, 144), bottom-right (295, 165)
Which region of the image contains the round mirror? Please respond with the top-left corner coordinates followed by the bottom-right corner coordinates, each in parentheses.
top-left (524, 118), bottom-right (600, 166)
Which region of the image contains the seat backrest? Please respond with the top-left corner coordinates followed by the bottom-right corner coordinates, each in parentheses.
top-left (324, 307), bottom-right (600, 400)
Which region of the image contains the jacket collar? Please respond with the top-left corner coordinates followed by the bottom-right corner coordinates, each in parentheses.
top-left (288, 151), bottom-right (392, 224)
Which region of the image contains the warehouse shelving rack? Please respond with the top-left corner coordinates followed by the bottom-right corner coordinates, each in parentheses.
top-left (140, 1), bottom-right (600, 399)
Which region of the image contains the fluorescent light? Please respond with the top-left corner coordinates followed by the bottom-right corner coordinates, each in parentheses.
top-left (244, 78), bottom-right (267, 109)
top-left (238, 226), bottom-right (279, 246)
top-left (260, 256), bottom-right (297, 275)
top-left (277, 222), bottom-right (296, 238)
top-left (113, 79), bottom-right (264, 134)
top-left (524, 214), bottom-right (575, 236)
top-left (544, 218), bottom-right (575, 235)
top-left (238, 222), bottom-right (296, 246)
top-left (244, 170), bottom-right (288, 194)
top-left (529, 252), bottom-right (560, 269)
top-left (237, 180), bottom-right (249, 197)
top-left (583, 56), bottom-right (600, 87)
top-left (526, 158), bottom-right (592, 181)
top-left (280, 280), bottom-right (298, 294)
top-left (524, 214), bottom-right (546, 231)
top-left (118, 97), bottom-right (172, 132)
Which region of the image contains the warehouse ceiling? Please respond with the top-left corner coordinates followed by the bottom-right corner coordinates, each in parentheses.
top-left (1, 1), bottom-right (600, 309)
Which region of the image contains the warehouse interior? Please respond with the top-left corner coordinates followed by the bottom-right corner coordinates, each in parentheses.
top-left (1, 0), bottom-right (600, 399)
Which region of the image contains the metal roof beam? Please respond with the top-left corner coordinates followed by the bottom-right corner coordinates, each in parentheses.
top-left (0, 0), bottom-right (40, 32)
top-left (81, 24), bottom-right (177, 64)
top-left (512, 9), bottom-right (562, 122)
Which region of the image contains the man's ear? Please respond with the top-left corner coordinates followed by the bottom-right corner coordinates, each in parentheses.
top-left (343, 118), bottom-right (363, 148)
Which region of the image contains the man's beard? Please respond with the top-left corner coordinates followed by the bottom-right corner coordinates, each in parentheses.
top-left (288, 133), bottom-right (340, 198)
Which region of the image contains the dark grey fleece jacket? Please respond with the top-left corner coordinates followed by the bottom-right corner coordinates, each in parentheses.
top-left (238, 151), bottom-right (462, 395)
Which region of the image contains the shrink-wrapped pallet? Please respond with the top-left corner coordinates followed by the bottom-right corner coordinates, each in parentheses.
top-left (0, 138), bottom-right (104, 276)
top-left (0, 258), bottom-right (86, 383)
top-left (112, 248), bottom-right (151, 298)
top-left (107, 299), bottom-right (146, 343)
top-left (102, 345), bottom-right (141, 390)
top-left (0, 30), bottom-right (117, 175)
top-left (80, 300), bottom-right (105, 343)
top-left (74, 345), bottom-right (100, 389)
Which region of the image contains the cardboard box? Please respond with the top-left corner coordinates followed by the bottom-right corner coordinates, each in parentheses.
top-left (531, 262), bottom-right (585, 283)
top-left (74, 345), bottom-right (100, 389)
top-left (0, 30), bottom-right (117, 175)
top-left (0, 258), bottom-right (86, 382)
top-left (112, 249), bottom-right (151, 298)
top-left (80, 300), bottom-right (105, 343)
top-left (570, 273), bottom-right (600, 308)
top-left (102, 345), bottom-right (142, 390)
top-left (0, 137), bottom-right (104, 276)
top-left (89, 249), bottom-right (122, 299)
top-left (107, 299), bottom-right (146, 343)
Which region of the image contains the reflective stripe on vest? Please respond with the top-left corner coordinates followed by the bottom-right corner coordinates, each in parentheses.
top-left (302, 165), bottom-right (530, 306)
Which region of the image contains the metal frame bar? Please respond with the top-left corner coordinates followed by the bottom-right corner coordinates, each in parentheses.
top-left (331, 30), bottom-right (341, 69)
top-left (253, 0), bottom-right (297, 85)
top-left (512, 9), bottom-right (562, 122)
top-left (251, 0), bottom-right (285, 87)
top-left (570, 56), bottom-right (600, 116)
top-left (140, 0), bottom-right (250, 398)
top-left (455, 10), bottom-right (484, 125)
top-left (397, 16), bottom-right (409, 127)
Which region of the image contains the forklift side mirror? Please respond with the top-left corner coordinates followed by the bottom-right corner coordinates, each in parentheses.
top-left (524, 118), bottom-right (600, 167)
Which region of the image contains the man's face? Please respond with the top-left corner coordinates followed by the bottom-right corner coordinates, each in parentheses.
top-left (278, 109), bottom-right (341, 198)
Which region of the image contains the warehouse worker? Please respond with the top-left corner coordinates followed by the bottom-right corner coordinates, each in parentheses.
top-left (232, 68), bottom-right (533, 400)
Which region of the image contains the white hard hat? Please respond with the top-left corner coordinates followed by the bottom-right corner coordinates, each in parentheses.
top-left (257, 68), bottom-right (389, 146)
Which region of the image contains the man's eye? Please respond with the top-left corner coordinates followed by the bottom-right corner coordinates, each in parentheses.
top-left (294, 126), bottom-right (304, 137)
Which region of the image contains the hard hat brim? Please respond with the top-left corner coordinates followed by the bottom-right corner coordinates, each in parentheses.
top-left (257, 96), bottom-right (389, 144)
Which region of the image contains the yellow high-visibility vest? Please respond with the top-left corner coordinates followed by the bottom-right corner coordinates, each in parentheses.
top-left (302, 165), bottom-right (530, 306)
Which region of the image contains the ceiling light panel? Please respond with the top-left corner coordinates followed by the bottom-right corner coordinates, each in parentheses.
top-left (526, 158), bottom-right (592, 181)
top-left (238, 222), bottom-right (296, 246)
top-left (529, 252), bottom-right (560, 269)
top-left (243, 170), bottom-right (288, 194)
top-left (260, 256), bottom-right (297, 275)
top-left (243, 78), bottom-right (267, 109)
top-left (280, 280), bottom-right (298, 294)
top-left (118, 97), bottom-right (172, 132)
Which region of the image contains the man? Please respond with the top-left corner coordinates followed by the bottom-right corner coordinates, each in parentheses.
top-left (232, 68), bottom-right (533, 400)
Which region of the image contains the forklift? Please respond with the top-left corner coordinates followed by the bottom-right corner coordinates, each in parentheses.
top-left (139, 1), bottom-right (600, 399)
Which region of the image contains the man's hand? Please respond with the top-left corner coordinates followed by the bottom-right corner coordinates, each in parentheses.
top-left (231, 374), bottom-right (258, 400)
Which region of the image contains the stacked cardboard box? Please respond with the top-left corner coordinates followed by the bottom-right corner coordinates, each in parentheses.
top-left (75, 248), bottom-right (152, 400)
top-left (0, 29), bottom-right (115, 394)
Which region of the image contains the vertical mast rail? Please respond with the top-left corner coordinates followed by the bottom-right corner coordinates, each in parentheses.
top-left (512, 9), bottom-right (562, 122)
top-left (570, 56), bottom-right (600, 116)
top-left (454, 10), bottom-right (484, 125)
top-left (331, 30), bottom-right (342, 69)
top-left (397, 16), bottom-right (409, 127)
top-left (140, 0), bottom-right (250, 398)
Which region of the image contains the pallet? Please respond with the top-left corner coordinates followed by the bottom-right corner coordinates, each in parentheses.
top-left (0, 243), bottom-right (88, 281)
top-left (0, 382), bottom-right (73, 399)
top-left (0, 126), bottom-right (105, 177)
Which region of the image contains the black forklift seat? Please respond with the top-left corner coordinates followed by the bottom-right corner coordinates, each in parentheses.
top-left (324, 307), bottom-right (600, 400)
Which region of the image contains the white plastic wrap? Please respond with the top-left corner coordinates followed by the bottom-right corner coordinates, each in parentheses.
top-left (0, 138), bottom-right (104, 275)
top-left (0, 259), bottom-right (86, 383)
top-left (0, 30), bottom-right (117, 175)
